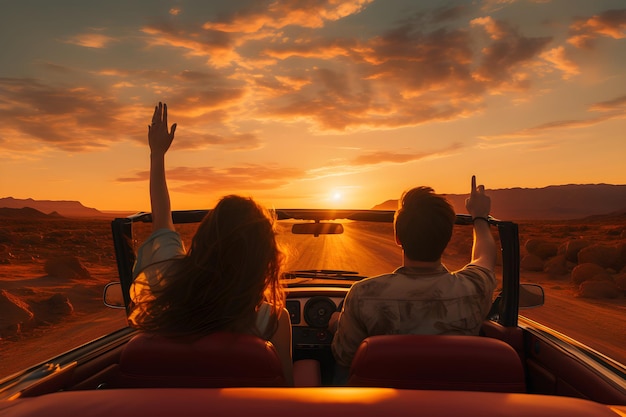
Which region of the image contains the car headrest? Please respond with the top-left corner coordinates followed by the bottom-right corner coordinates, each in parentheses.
top-left (348, 335), bottom-right (526, 393)
top-left (117, 332), bottom-right (288, 388)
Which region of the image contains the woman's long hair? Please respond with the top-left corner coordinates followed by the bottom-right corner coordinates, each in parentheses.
top-left (132, 195), bottom-right (285, 339)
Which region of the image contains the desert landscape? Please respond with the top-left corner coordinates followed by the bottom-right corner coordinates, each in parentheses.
top-left (1, 191), bottom-right (626, 379)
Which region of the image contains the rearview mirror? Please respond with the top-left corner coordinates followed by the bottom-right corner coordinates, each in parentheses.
top-left (103, 282), bottom-right (125, 309)
top-left (291, 222), bottom-right (344, 237)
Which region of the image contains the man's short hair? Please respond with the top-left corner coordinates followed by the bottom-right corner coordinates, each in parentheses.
top-left (394, 186), bottom-right (456, 262)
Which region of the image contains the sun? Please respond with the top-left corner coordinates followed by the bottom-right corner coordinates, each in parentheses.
top-left (332, 192), bottom-right (342, 202)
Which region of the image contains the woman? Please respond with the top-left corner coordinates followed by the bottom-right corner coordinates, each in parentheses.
top-left (129, 102), bottom-right (293, 385)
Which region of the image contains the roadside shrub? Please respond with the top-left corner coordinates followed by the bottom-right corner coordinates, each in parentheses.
top-left (571, 263), bottom-right (605, 285)
top-left (521, 254), bottom-right (543, 272)
top-left (44, 256), bottom-right (91, 279)
top-left (544, 254), bottom-right (568, 277)
top-left (564, 239), bottom-right (591, 263)
top-left (577, 280), bottom-right (620, 299)
top-left (578, 245), bottom-right (619, 270)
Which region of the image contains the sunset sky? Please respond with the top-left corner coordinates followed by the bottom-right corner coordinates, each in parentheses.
top-left (1, 0), bottom-right (625, 211)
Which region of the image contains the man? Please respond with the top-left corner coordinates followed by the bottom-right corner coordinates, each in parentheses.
top-left (330, 176), bottom-right (497, 369)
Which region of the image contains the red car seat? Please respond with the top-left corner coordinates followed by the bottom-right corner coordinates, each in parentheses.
top-left (115, 332), bottom-right (288, 388)
top-left (348, 335), bottom-right (526, 393)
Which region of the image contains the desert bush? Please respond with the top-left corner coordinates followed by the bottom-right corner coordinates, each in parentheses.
top-left (0, 290), bottom-right (34, 336)
top-left (525, 239), bottom-right (558, 260)
top-left (577, 280), bottom-right (620, 299)
top-left (578, 244), bottom-right (620, 270)
top-left (44, 256), bottom-right (91, 279)
top-left (524, 239), bottom-right (544, 254)
top-left (0, 229), bottom-right (15, 244)
top-left (544, 254), bottom-right (569, 277)
top-left (564, 239), bottom-right (591, 263)
top-left (521, 254), bottom-right (543, 272)
top-left (571, 263), bottom-right (606, 285)
top-left (33, 294), bottom-right (74, 323)
top-left (607, 227), bottom-right (624, 237)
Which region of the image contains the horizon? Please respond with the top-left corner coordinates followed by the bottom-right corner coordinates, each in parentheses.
top-left (3, 182), bottom-right (626, 213)
top-left (1, 1), bottom-right (625, 211)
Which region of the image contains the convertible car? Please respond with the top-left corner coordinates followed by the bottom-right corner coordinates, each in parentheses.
top-left (1, 209), bottom-right (625, 416)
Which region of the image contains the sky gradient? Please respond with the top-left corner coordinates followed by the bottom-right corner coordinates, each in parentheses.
top-left (1, 0), bottom-right (625, 211)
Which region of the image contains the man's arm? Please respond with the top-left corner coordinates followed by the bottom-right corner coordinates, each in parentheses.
top-left (331, 289), bottom-right (368, 369)
top-left (148, 102), bottom-right (177, 232)
top-left (465, 175), bottom-right (496, 271)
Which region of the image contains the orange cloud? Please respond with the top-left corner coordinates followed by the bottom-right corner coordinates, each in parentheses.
top-left (258, 16), bottom-right (553, 130)
top-left (141, 23), bottom-right (239, 67)
top-left (540, 46), bottom-right (580, 79)
top-left (0, 78), bottom-right (132, 153)
top-left (0, 73), bottom-right (258, 154)
top-left (349, 143), bottom-right (464, 166)
top-left (66, 33), bottom-right (115, 49)
top-left (263, 38), bottom-right (355, 60)
top-left (567, 9), bottom-right (626, 48)
top-left (471, 16), bottom-right (508, 40)
top-left (173, 132), bottom-right (262, 151)
top-left (471, 17), bottom-right (552, 83)
top-left (202, 0), bottom-right (373, 33)
top-left (303, 143), bottom-right (464, 180)
top-left (479, 94), bottom-right (626, 141)
top-left (588, 95), bottom-right (626, 112)
top-left (117, 164), bottom-right (304, 194)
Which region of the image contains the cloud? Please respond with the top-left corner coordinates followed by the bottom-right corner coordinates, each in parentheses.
top-left (0, 77), bottom-right (131, 153)
top-left (173, 132), bottom-right (262, 151)
top-left (132, 3), bottom-right (561, 132)
top-left (202, 0), bottom-right (373, 33)
top-left (257, 15), bottom-right (553, 130)
top-left (470, 16), bottom-right (508, 40)
top-left (588, 94), bottom-right (626, 112)
top-left (471, 17), bottom-right (552, 83)
top-left (539, 46), bottom-right (580, 79)
top-left (305, 143), bottom-right (464, 180)
top-left (141, 22), bottom-right (239, 67)
top-left (0, 75), bottom-right (257, 154)
top-left (0, 3), bottom-right (578, 153)
top-left (431, 5), bottom-right (469, 23)
top-left (38, 62), bottom-right (75, 74)
top-left (479, 114), bottom-right (621, 140)
top-left (117, 164), bottom-right (304, 194)
top-left (65, 32), bottom-right (115, 49)
top-left (567, 9), bottom-right (626, 48)
top-left (479, 93), bottom-right (626, 140)
top-left (142, 1), bottom-right (373, 67)
top-left (349, 143), bottom-right (464, 166)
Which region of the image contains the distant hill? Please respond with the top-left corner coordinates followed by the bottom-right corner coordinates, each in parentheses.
top-left (0, 197), bottom-right (105, 218)
top-left (0, 207), bottom-right (64, 220)
top-left (372, 184), bottom-right (626, 221)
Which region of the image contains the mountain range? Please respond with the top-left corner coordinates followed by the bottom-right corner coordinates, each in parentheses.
top-left (371, 184), bottom-right (626, 220)
top-left (0, 197), bottom-right (104, 218)
top-left (2, 184), bottom-right (626, 220)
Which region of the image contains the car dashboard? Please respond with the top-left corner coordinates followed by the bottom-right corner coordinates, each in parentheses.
top-left (286, 286), bottom-right (348, 349)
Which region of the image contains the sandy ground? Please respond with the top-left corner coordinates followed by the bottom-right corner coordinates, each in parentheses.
top-left (0, 215), bottom-right (624, 380)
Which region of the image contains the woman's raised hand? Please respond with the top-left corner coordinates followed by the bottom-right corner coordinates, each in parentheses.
top-left (148, 102), bottom-right (177, 155)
